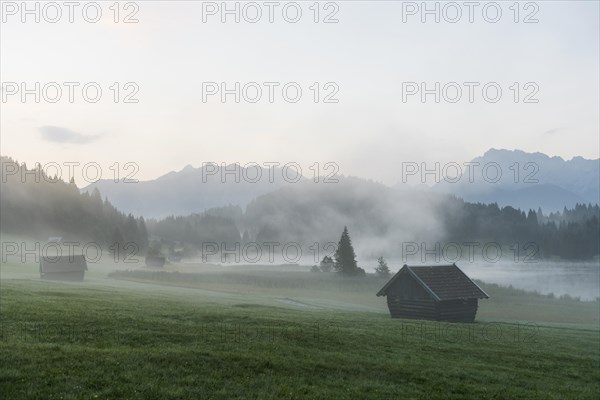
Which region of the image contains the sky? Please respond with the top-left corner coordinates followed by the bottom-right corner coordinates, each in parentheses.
top-left (1, 0), bottom-right (599, 185)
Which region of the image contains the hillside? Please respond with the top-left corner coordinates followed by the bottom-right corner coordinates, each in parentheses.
top-left (432, 149), bottom-right (600, 211)
top-left (82, 164), bottom-right (307, 218)
top-left (0, 156), bottom-right (148, 247)
top-left (1, 272), bottom-right (598, 400)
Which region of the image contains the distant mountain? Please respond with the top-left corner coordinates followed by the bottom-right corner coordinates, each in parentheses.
top-left (429, 149), bottom-right (599, 211)
top-left (82, 164), bottom-right (308, 218)
top-left (84, 149), bottom-right (599, 218)
top-left (6, 152), bottom-right (597, 261)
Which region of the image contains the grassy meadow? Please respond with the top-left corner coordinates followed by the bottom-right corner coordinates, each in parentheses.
top-left (1, 257), bottom-right (599, 399)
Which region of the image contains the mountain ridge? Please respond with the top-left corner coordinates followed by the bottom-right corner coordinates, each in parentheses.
top-left (81, 149), bottom-right (600, 217)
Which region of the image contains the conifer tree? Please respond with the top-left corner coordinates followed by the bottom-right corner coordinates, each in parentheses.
top-left (375, 256), bottom-right (391, 278)
top-left (334, 226), bottom-right (358, 275)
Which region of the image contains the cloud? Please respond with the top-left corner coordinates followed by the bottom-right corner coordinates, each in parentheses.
top-left (543, 127), bottom-right (563, 136)
top-left (39, 126), bottom-right (101, 144)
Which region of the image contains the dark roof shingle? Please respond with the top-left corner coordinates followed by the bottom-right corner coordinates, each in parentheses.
top-left (377, 264), bottom-right (489, 300)
top-left (40, 255), bottom-right (87, 273)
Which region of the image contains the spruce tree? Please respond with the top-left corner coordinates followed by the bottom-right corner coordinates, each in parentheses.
top-left (375, 256), bottom-right (391, 278)
top-left (320, 256), bottom-right (334, 272)
top-left (334, 226), bottom-right (358, 275)
top-left (112, 226), bottom-right (124, 247)
top-left (138, 217), bottom-right (149, 250)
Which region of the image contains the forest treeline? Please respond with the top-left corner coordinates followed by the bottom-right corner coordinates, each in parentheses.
top-left (0, 157), bottom-right (148, 248)
top-left (442, 198), bottom-right (600, 259)
top-left (1, 157), bottom-right (598, 260)
top-left (150, 189), bottom-right (599, 260)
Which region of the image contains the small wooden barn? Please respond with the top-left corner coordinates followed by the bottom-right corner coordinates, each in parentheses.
top-left (145, 255), bottom-right (166, 268)
top-left (376, 264), bottom-right (488, 322)
top-left (39, 255), bottom-right (88, 281)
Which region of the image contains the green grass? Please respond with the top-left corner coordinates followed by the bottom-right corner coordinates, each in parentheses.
top-left (106, 268), bottom-right (600, 326)
top-left (1, 267), bottom-right (599, 399)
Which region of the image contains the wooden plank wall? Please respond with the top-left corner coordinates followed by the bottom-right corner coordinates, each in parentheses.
top-left (436, 299), bottom-right (478, 323)
top-left (386, 297), bottom-right (479, 322)
top-left (387, 297), bottom-right (437, 320)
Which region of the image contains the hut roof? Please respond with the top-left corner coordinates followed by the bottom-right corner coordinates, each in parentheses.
top-left (376, 263), bottom-right (489, 301)
top-left (40, 255), bottom-right (88, 273)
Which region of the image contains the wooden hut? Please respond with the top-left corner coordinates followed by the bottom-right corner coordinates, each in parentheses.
top-left (145, 255), bottom-right (166, 268)
top-left (39, 255), bottom-right (87, 281)
top-left (376, 264), bottom-right (488, 322)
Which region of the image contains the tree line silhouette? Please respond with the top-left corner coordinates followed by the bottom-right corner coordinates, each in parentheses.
top-left (442, 198), bottom-right (599, 260)
top-left (0, 157), bottom-right (148, 249)
top-left (1, 157), bottom-right (598, 260)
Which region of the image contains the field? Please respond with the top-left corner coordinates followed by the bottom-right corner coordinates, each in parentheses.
top-left (1, 258), bottom-right (599, 399)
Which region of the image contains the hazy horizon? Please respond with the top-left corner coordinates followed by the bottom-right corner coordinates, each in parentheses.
top-left (2, 1), bottom-right (599, 185)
